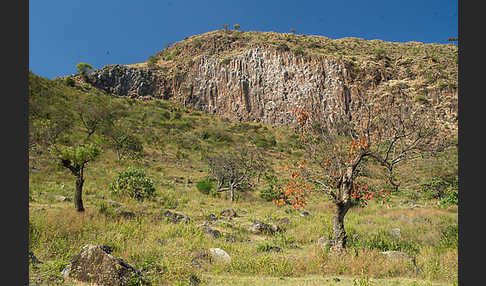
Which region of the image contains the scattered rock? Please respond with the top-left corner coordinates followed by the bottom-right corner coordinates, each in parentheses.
top-left (413, 217), bottom-right (432, 224)
top-left (251, 220), bottom-right (279, 235)
top-left (54, 195), bottom-right (71, 202)
top-left (62, 244), bottom-right (145, 286)
top-left (202, 225), bottom-right (221, 239)
top-left (277, 217), bottom-right (291, 227)
top-left (298, 210), bottom-right (311, 217)
top-left (284, 209), bottom-right (294, 214)
top-left (224, 235), bottom-right (237, 243)
top-left (381, 250), bottom-right (415, 264)
top-left (207, 213), bottom-right (218, 221)
top-left (390, 228), bottom-right (401, 239)
top-left (117, 210), bottom-right (136, 220)
top-left (108, 199), bottom-right (121, 207)
top-left (267, 246), bottom-right (282, 252)
top-left (29, 166), bottom-right (40, 173)
top-left (209, 248), bottom-right (231, 263)
top-left (163, 210), bottom-right (190, 224)
top-left (220, 208), bottom-right (237, 218)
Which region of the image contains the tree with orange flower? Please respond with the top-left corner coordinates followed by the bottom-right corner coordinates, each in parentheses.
top-left (286, 92), bottom-right (451, 252)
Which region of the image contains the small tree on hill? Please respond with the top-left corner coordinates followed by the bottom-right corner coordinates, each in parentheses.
top-left (233, 24), bottom-right (240, 30)
top-left (203, 148), bottom-right (267, 202)
top-left (76, 94), bottom-right (112, 139)
top-left (76, 63), bottom-right (94, 80)
top-left (53, 144), bottom-right (102, 211)
top-left (101, 120), bottom-right (144, 161)
top-left (282, 92), bottom-right (451, 252)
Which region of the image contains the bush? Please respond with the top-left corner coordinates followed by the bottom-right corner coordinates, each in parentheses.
top-left (420, 177), bottom-right (449, 199)
top-left (110, 167), bottom-right (156, 201)
top-left (259, 172), bottom-right (283, 201)
top-left (196, 180), bottom-right (213, 194)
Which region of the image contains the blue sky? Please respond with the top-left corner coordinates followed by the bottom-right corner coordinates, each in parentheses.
top-left (29, 0), bottom-right (457, 79)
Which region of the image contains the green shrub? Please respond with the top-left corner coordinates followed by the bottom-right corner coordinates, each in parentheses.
top-left (440, 186), bottom-right (458, 207)
top-left (196, 180), bottom-right (213, 195)
top-left (420, 177), bottom-right (449, 199)
top-left (276, 43), bottom-right (290, 51)
top-left (294, 46), bottom-right (305, 57)
top-left (259, 171), bottom-right (283, 202)
top-left (110, 167), bottom-right (156, 201)
top-left (439, 224), bottom-right (458, 249)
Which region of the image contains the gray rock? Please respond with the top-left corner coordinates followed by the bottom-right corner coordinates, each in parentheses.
top-left (63, 244), bottom-right (144, 286)
top-left (209, 248), bottom-right (231, 263)
top-left (277, 217), bottom-right (291, 227)
top-left (54, 195), bottom-right (71, 202)
top-left (251, 220), bottom-right (278, 235)
top-left (390, 228), bottom-right (401, 239)
top-left (381, 251), bottom-right (415, 264)
top-left (108, 199), bottom-right (121, 207)
top-left (220, 208), bottom-right (237, 218)
top-left (207, 213), bottom-right (218, 221)
top-left (202, 225), bottom-right (221, 238)
top-left (163, 210), bottom-right (190, 224)
top-left (298, 210), bottom-right (311, 217)
top-left (118, 210), bottom-right (136, 220)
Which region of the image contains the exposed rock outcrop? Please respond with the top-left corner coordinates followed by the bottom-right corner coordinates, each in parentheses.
top-left (62, 244), bottom-right (144, 286)
top-left (81, 30), bottom-right (458, 134)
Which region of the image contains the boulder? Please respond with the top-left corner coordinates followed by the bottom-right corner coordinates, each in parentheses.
top-left (209, 248), bottom-right (231, 263)
top-left (62, 244), bottom-right (144, 286)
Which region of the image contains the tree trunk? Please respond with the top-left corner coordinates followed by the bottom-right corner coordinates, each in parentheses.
top-left (230, 184), bottom-right (234, 202)
top-left (332, 201), bottom-right (350, 251)
top-left (74, 176), bottom-right (85, 212)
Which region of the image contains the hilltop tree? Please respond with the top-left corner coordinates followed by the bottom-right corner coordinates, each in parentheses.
top-left (203, 147), bottom-right (267, 202)
top-left (286, 92), bottom-right (451, 252)
top-left (233, 24), bottom-right (240, 30)
top-left (76, 62), bottom-right (94, 80)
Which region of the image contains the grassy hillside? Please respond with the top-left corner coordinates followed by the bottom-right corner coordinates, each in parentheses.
top-left (28, 72), bottom-right (457, 285)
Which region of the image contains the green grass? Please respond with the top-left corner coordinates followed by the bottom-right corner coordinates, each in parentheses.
top-left (28, 73), bottom-right (457, 285)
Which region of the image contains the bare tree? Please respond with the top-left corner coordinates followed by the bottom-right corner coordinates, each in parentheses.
top-left (203, 148), bottom-right (267, 202)
top-left (293, 92), bottom-right (452, 252)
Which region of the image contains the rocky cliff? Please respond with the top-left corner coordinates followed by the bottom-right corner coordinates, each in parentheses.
top-left (81, 30), bottom-right (458, 132)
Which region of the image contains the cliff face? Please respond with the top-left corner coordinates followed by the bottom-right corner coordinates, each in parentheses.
top-left (83, 30), bottom-right (458, 133)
